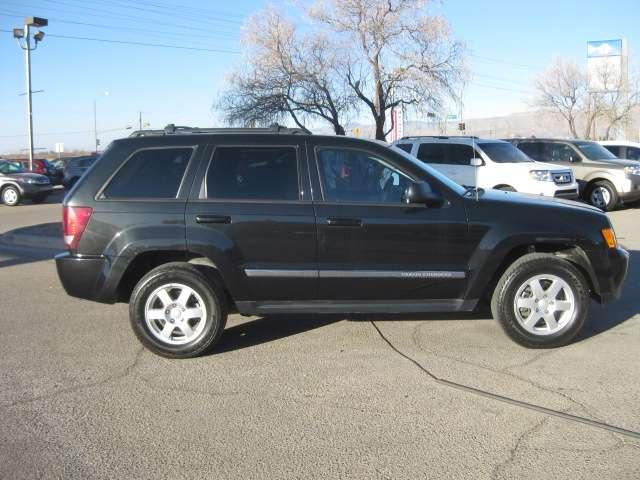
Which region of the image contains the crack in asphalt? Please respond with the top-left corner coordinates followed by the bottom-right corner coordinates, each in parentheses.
top-left (409, 324), bottom-right (602, 421)
top-left (370, 321), bottom-right (640, 441)
top-left (1, 346), bottom-right (145, 410)
top-left (491, 416), bottom-right (548, 480)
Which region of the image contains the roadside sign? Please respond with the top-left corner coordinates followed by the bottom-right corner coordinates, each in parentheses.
top-left (55, 142), bottom-right (64, 153)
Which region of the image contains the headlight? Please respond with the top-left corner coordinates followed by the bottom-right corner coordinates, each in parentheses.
top-left (529, 170), bottom-right (553, 182)
top-left (624, 165), bottom-right (640, 176)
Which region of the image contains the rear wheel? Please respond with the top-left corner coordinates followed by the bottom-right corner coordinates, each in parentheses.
top-left (586, 180), bottom-right (618, 211)
top-left (491, 253), bottom-right (589, 348)
top-left (2, 186), bottom-right (21, 206)
top-left (129, 263), bottom-right (227, 358)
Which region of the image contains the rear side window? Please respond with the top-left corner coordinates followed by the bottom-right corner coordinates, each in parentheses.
top-left (395, 143), bottom-right (413, 154)
top-left (205, 147), bottom-right (299, 201)
top-left (417, 143), bottom-right (473, 165)
top-left (102, 147), bottom-right (192, 199)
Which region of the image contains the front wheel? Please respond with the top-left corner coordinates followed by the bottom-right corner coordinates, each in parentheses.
top-left (491, 253), bottom-right (590, 348)
top-left (586, 180), bottom-right (618, 211)
top-left (129, 263), bottom-right (227, 358)
top-left (2, 186), bottom-right (21, 206)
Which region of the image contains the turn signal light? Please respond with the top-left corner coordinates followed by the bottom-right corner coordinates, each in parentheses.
top-left (63, 206), bottom-right (93, 250)
top-left (601, 228), bottom-right (617, 249)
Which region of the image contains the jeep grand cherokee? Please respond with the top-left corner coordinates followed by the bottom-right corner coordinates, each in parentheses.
top-left (55, 125), bottom-right (629, 358)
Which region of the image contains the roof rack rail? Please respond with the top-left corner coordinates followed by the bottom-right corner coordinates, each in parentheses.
top-left (399, 135), bottom-right (481, 140)
top-left (129, 123), bottom-right (312, 137)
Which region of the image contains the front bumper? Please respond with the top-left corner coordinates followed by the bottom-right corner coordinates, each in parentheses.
top-left (55, 252), bottom-right (114, 303)
top-left (593, 247), bottom-right (629, 303)
top-left (521, 180), bottom-right (580, 199)
top-left (20, 183), bottom-right (53, 197)
top-left (618, 175), bottom-right (640, 202)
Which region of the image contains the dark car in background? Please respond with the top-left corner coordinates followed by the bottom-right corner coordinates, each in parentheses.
top-left (32, 158), bottom-right (63, 185)
top-left (0, 159), bottom-right (52, 206)
top-left (62, 155), bottom-right (97, 189)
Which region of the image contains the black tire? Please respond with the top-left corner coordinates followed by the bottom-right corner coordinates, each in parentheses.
top-left (491, 253), bottom-right (590, 348)
top-left (1, 185), bottom-right (21, 206)
top-left (31, 195), bottom-right (47, 204)
top-left (129, 262), bottom-right (227, 358)
top-left (585, 180), bottom-right (618, 211)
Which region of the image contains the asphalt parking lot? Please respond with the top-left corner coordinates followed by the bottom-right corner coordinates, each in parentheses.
top-left (1, 194), bottom-right (639, 479)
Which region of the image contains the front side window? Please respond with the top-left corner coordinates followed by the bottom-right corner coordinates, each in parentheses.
top-left (627, 147), bottom-right (640, 160)
top-left (395, 143), bottom-right (413, 154)
top-left (603, 145), bottom-right (622, 157)
top-left (316, 147), bottom-right (414, 204)
top-left (547, 143), bottom-right (579, 163)
top-left (515, 142), bottom-right (542, 161)
top-left (205, 147), bottom-right (299, 201)
top-left (102, 147), bottom-right (192, 199)
top-left (574, 141), bottom-right (617, 160)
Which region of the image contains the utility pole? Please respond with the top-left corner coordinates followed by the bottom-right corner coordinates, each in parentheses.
top-left (13, 17), bottom-right (48, 171)
top-left (93, 100), bottom-right (98, 153)
top-left (138, 111), bottom-right (143, 131)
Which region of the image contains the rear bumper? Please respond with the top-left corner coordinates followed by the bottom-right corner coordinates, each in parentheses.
top-left (593, 247), bottom-right (629, 303)
top-left (55, 252), bottom-right (115, 303)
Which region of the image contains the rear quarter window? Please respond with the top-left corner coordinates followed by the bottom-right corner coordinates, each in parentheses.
top-left (101, 147), bottom-right (193, 199)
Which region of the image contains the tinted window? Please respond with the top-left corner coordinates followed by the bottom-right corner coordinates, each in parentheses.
top-left (478, 142), bottom-right (531, 163)
top-left (395, 143), bottom-right (413, 153)
top-left (206, 147), bottom-right (299, 201)
top-left (317, 147), bottom-right (415, 203)
top-left (517, 142), bottom-right (543, 160)
top-left (0, 161), bottom-right (25, 174)
top-left (574, 141), bottom-right (617, 160)
top-left (603, 145), bottom-right (622, 157)
top-left (627, 147), bottom-right (640, 160)
top-left (102, 147), bottom-right (192, 199)
top-left (547, 143), bottom-right (579, 163)
top-left (417, 143), bottom-right (474, 165)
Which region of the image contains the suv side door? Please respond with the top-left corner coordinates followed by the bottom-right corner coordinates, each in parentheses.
top-left (186, 136), bottom-right (317, 303)
top-left (309, 139), bottom-right (470, 306)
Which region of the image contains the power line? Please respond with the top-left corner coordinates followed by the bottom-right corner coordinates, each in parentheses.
top-left (0, 11), bottom-right (240, 40)
top-left (468, 82), bottom-right (534, 94)
top-left (470, 54), bottom-right (544, 70)
top-left (94, 0), bottom-right (244, 25)
top-left (0, 127), bottom-right (129, 138)
top-left (0, 27), bottom-right (240, 53)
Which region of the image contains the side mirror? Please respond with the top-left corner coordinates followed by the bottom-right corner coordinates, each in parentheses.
top-left (403, 181), bottom-right (444, 208)
top-left (470, 157), bottom-right (484, 167)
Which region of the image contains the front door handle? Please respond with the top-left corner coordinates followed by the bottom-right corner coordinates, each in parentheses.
top-left (195, 215), bottom-right (231, 224)
top-left (326, 217), bottom-right (362, 227)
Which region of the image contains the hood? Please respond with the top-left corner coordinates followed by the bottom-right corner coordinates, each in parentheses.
top-left (1, 172), bottom-right (50, 182)
top-left (475, 188), bottom-right (602, 214)
top-left (586, 158), bottom-right (640, 169)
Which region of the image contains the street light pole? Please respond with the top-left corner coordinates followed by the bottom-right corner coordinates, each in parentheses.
top-left (13, 17), bottom-right (47, 172)
top-left (24, 23), bottom-right (35, 171)
top-left (93, 100), bottom-right (98, 153)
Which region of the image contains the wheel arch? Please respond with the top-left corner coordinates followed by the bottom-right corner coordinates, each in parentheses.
top-left (473, 243), bottom-right (598, 307)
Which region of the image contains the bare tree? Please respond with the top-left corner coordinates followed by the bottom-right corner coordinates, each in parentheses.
top-left (595, 65), bottom-right (640, 139)
top-left (533, 58), bottom-right (591, 138)
top-left (309, 0), bottom-right (465, 140)
top-left (217, 9), bottom-right (356, 134)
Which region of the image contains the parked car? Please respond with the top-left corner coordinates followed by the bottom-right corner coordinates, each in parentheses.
top-left (56, 125), bottom-right (628, 358)
top-left (62, 155), bottom-right (97, 189)
top-left (31, 158), bottom-right (63, 185)
top-left (508, 138), bottom-right (640, 211)
top-left (599, 140), bottom-right (640, 161)
top-left (0, 159), bottom-right (52, 206)
top-left (393, 136), bottom-right (579, 199)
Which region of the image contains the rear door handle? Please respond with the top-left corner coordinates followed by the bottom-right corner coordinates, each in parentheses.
top-left (326, 217), bottom-right (362, 227)
top-left (195, 215), bottom-right (231, 224)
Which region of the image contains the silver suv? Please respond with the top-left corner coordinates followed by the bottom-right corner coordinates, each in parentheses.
top-left (508, 138), bottom-right (640, 211)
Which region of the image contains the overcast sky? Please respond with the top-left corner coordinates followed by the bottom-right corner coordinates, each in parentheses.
top-left (1, 0), bottom-right (639, 154)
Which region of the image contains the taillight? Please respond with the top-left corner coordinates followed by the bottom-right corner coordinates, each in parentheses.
top-left (63, 206), bottom-right (93, 250)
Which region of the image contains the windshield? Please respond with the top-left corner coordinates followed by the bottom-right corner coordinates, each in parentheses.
top-left (0, 160), bottom-right (25, 174)
top-left (384, 143), bottom-right (467, 195)
top-left (478, 142), bottom-right (532, 163)
top-left (574, 141), bottom-right (617, 160)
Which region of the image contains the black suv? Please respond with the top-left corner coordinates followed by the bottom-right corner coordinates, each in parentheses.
top-left (56, 125), bottom-right (629, 358)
